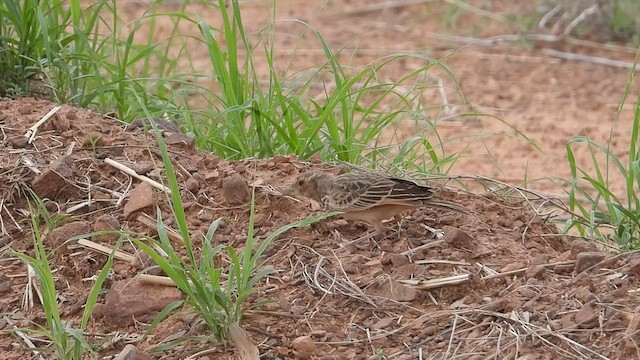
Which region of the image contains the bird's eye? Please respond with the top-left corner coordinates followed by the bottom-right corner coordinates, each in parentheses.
top-left (297, 179), bottom-right (304, 186)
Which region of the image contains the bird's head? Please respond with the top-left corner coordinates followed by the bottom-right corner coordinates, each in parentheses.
top-left (283, 171), bottom-right (332, 201)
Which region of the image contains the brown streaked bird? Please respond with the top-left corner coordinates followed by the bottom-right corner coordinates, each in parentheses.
top-left (284, 171), bottom-right (468, 238)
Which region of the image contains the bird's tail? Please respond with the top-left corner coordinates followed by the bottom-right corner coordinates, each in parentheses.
top-left (424, 200), bottom-right (471, 214)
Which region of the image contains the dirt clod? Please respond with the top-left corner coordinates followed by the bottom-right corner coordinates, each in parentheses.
top-left (570, 239), bottom-right (599, 256)
top-left (575, 251), bottom-right (607, 273)
top-left (443, 225), bottom-right (474, 248)
top-left (49, 220), bottom-right (90, 248)
top-left (123, 182), bottom-right (156, 218)
top-left (31, 155), bottom-right (76, 199)
top-left (113, 344), bottom-right (152, 360)
top-left (291, 336), bottom-right (316, 358)
top-left (628, 253), bottom-right (640, 277)
top-left (222, 173), bottom-right (250, 205)
top-left (93, 214), bottom-right (121, 243)
top-left (93, 279), bottom-right (184, 328)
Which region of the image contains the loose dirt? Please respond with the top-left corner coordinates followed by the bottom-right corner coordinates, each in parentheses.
top-left (2, 1), bottom-right (640, 359)
top-left (0, 97), bottom-right (639, 359)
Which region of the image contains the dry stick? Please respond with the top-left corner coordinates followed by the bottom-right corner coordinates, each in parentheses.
top-left (3, 316), bottom-right (45, 360)
top-left (399, 274), bottom-right (471, 290)
top-left (415, 259), bottom-right (471, 266)
top-left (138, 274), bottom-right (178, 287)
top-left (104, 158), bottom-right (171, 194)
top-left (563, 4), bottom-right (599, 35)
top-left (137, 213), bottom-right (184, 244)
top-left (481, 260), bottom-right (575, 281)
top-left (400, 240), bottom-right (444, 256)
top-left (339, 0), bottom-right (436, 16)
top-left (24, 105), bottom-right (62, 143)
top-left (21, 156), bottom-right (41, 175)
top-left (542, 48), bottom-right (636, 69)
top-left (76, 239), bottom-right (136, 263)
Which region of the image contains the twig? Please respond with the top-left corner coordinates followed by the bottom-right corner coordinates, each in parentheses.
top-left (24, 105), bottom-right (62, 143)
top-left (137, 213), bottom-right (184, 244)
top-left (104, 158), bottom-right (171, 194)
top-left (414, 259), bottom-right (471, 266)
top-left (481, 260), bottom-right (575, 280)
top-left (400, 240), bottom-right (444, 256)
top-left (563, 5), bottom-right (598, 36)
top-left (338, 0), bottom-right (435, 16)
top-left (77, 239), bottom-right (135, 263)
top-left (542, 48), bottom-right (636, 70)
top-left (3, 316), bottom-right (45, 360)
top-left (399, 274), bottom-right (471, 289)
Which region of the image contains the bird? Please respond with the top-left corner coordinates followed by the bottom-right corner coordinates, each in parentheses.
top-left (283, 170), bottom-right (469, 239)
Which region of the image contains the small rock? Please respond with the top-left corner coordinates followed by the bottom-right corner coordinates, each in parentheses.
top-left (525, 265), bottom-right (546, 279)
top-left (18, 105), bottom-right (32, 114)
top-left (197, 210), bottom-right (213, 222)
top-left (165, 133), bottom-right (195, 150)
top-left (8, 136), bottom-right (29, 148)
top-left (51, 114), bottom-right (70, 132)
top-left (49, 221), bottom-right (90, 248)
top-left (0, 279), bottom-right (12, 295)
top-left (186, 177), bottom-right (200, 193)
top-left (501, 262), bottom-right (525, 273)
top-left (222, 173), bottom-right (250, 205)
top-left (628, 253), bottom-right (640, 277)
top-left (113, 344), bottom-right (152, 360)
top-left (371, 317), bottom-right (393, 330)
top-left (31, 156), bottom-right (76, 199)
top-left (123, 182), bottom-right (156, 219)
top-left (575, 302), bottom-right (598, 328)
top-left (273, 155), bottom-right (292, 163)
top-left (442, 226), bottom-right (474, 248)
top-left (66, 109), bottom-right (77, 120)
top-left (93, 279), bottom-right (184, 328)
top-left (390, 254), bottom-right (410, 267)
top-left (623, 307), bottom-right (640, 352)
top-left (530, 254), bottom-right (549, 266)
top-left (203, 155), bottom-right (221, 169)
top-left (560, 313), bottom-right (575, 329)
top-left (123, 161), bottom-right (153, 175)
top-left (573, 286), bottom-right (595, 303)
top-left (93, 214), bottom-right (120, 243)
top-left (310, 330), bottom-right (327, 339)
top-left (292, 335), bottom-right (316, 358)
top-left (575, 251), bottom-right (606, 273)
top-left (570, 239), bottom-right (598, 256)
top-left (603, 316), bottom-right (626, 332)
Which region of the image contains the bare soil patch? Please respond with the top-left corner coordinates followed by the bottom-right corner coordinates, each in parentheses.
top-left (1, 98), bottom-right (640, 359)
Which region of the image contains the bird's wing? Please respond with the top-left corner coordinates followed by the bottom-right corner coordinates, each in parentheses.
top-left (325, 174), bottom-right (432, 211)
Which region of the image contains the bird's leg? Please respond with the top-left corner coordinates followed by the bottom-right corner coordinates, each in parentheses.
top-left (393, 214), bottom-right (403, 239)
top-left (362, 221), bottom-right (385, 250)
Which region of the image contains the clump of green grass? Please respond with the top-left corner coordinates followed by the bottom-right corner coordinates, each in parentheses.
top-left (131, 111), bottom-right (339, 346)
top-left (6, 197), bottom-right (113, 359)
top-left (0, 0), bottom-right (191, 120)
top-left (565, 64), bottom-right (640, 250)
top-left (1, 0), bottom-right (479, 173)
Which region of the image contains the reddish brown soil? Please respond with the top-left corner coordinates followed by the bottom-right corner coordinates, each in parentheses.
top-left (0, 98), bottom-right (639, 359)
top-left (2, 1), bottom-right (640, 359)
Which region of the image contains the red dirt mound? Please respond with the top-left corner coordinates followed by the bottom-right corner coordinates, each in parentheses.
top-left (1, 97), bottom-right (639, 359)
